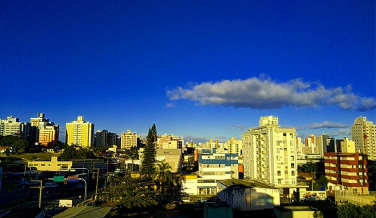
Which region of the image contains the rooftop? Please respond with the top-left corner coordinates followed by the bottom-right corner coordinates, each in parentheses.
top-left (218, 179), bottom-right (276, 189)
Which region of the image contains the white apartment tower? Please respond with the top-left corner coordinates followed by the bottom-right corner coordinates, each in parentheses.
top-left (242, 116), bottom-right (298, 187)
top-left (0, 116), bottom-right (29, 136)
top-left (352, 117), bottom-right (376, 160)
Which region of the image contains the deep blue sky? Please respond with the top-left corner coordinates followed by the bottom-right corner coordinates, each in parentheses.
top-left (1, 1), bottom-right (375, 143)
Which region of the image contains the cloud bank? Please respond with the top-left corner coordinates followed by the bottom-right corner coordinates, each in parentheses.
top-left (296, 121), bottom-right (350, 131)
top-left (167, 76), bottom-right (376, 111)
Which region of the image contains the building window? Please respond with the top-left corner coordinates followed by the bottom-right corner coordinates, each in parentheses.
top-left (291, 163), bottom-right (295, 168)
top-left (278, 171), bottom-right (281, 176)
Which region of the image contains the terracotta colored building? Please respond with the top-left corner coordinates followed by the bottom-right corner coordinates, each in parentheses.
top-left (324, 152), bottom-right (369, 194)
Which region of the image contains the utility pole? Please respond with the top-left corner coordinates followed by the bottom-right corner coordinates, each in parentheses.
top-left (95, 168), bottom-right (99, 195)
top-left (30, 180), bottom-right (43, 208)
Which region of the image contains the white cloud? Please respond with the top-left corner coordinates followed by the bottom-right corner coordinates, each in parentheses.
top-left (327, 128), bottom-right (352, 137)
top-left (227, 125), bottom-right (248, 131)
top-left (296, 121), bottom-right (350, 131)
top-left (166, 103), bottom-right (175, 107)
top-left (167, 76), bottom-right (376, 111)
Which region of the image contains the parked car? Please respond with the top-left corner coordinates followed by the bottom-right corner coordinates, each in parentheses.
top-left (45, 182), bottom-right (58, 188)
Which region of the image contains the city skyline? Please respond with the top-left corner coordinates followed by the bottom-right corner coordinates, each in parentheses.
top-left (1, 1), bottom-right (375, 143)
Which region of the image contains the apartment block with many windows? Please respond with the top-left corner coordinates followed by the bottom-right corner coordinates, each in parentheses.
top-left (324, 152), bottom-right (369, 194)
top-left (352, 116), bottom-right (376, 160)
top-left (66, 116), bottom-right (94, 148)
top-left (242, 116), bottom-right (298, 188)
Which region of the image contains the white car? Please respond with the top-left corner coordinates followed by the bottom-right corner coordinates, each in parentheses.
top-left (45, 182), bottom-right (58, 188)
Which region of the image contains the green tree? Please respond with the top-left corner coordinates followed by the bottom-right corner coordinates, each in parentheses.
top-left (60, 145), bottom-right (96, 160)
top-left (0, 135), bottom-right (28, 153)
top-left (154, 161), bottom-right (173, 194)
top-left (98, 175), bottom-right (158, 209)
top-left (141, 124), bottom-right (157, 180)
top-left (314, 174), bottom-right (328, 191)
top-left (303, 161), bottom-right (318, 191)
top-left (337, 202), bottom-right (376, 218)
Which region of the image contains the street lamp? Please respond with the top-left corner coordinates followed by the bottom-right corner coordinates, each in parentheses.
top-left (78, 178), bottom-right (87, 200)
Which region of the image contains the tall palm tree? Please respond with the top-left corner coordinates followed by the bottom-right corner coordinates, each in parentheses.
top-left (154, 161), bottom-right (173, 194)
top-left (304, 161), bottom-right (318, 191)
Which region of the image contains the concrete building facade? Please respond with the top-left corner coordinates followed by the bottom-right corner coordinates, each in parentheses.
top-left (0, 116), bottom-right (29, 137)
top-left (352, 117), bottom-right (376, 160)
top-left (242, 116), bottom-right (298, 189)
top-left (121, 130), bottom-right (137, 149)
top-left (325, 152), bottom-right (369, 194)
top-left (66, 116), bottom-right (94, 148)
top-left (217, 179), bottom-right (280, 211)
top-left (181, 149), bottom-right (239, 195)
top-left (156, 133), bottom-right (184, 149)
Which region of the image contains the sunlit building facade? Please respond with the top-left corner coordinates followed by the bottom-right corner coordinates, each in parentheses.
top-left (156, 133), bottom-right (184, 149)
top-left (66, 116), bottom-right (94, 148)
top-left (352, 117), bottom-right (376, 160)
top-left (0, 116), bottom-right (29, 137)
top-left (121, 130), bottom-right (137, 149)
top-left (242, 116), bottom-right (298, 188)
top-left (30, 113), bottom-right (59, 147)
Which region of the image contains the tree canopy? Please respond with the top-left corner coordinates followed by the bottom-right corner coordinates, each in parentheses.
top-left (98, 175), bottom-right (158, 209)
top-left (0, 135), bottom-right (28, 153)
top-left (154, 161), bottom-right (173, 194)
top-left (59, 145), bottom-right (96, 160)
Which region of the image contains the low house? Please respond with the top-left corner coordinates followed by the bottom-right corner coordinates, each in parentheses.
top-left (274, 206), bottom-right (323, 218)
top-left (217, 179), bottom-right (280, 211)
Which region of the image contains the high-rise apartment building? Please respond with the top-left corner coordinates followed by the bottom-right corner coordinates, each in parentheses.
top-left (39, 125), bottom-right (59, 147)
top-left (318, 135), bottom-right (335, 158)
top-left (66, 116), bottom-right (94, 148)
top-left (30, 113), bottom-right (59, 147)
top-left (224, 137), bottom-right (243, 157)
top-left (325, 152), bottom-right (369, 194)
top-left (95, 130), bottom-right (108, 147)
top-left (0, 116), bottom-right (30, 137)
top-left (121, 130), bottom-right (137, 149)
top-left (108, 132), bottom-right (118, 147)
top-left (352, 117), bottom-right (376, 160)
top-left (242, 116), bottom-right (298, 188)
top-left (304, 135), bottom-right (319, 154)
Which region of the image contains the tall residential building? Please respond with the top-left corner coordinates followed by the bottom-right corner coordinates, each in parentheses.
top-left (121, 130), bottom-right (137, 149)
top-left (352, 117), bottom-right (376, 160)
top-left (242, 116), bottom-right (298, 188)
top-left (156, 133), bottom-right (184, 149)
top-left (107, 132), bottom-right (118, 147)
top-left (30, 113), bottom-right (59, 147)
top-left (325, 152), bottom-right (369, 194)
top-left (224, 137), bottom-right (243, 157)
top-left (0, 116), bottom-right (30, 137)
top-left (66, 116), bottom-right (94, 148)
top-left (39, 125), bottom-right (59, 147)
top-left (336, 137), bottom-right (355, 153)
top-left (318, 135), bottom-right (335, 158)
top-left (304, 135), bottom-right (319, 154)
top-left (95, 130), bottom-right (108, 147)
